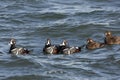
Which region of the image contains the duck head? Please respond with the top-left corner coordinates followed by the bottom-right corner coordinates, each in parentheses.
top-left (87, 38), bottom-right (94, 43)
top-left (60, 40), bottom-right (68, 46)
top-left (9, 38), bottom-right (16, 45)
top-left (105, 31), bottom-right (112, 37)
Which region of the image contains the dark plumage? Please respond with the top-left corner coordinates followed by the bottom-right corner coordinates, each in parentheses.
top-left (86, 38), bottom-right (105, 50)
top-left (9, 38), bottom-right (30, 55)
top-left (43, 39), bottom-right (59, 54)
top-left (104, 31), bottom-right (120, 45)
top-left (58, 40), bottom-right (69, 54)
top-left (59, 40), bottom-right (81, 54)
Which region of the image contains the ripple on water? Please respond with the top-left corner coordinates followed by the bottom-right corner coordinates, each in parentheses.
top-left (2, 75), bottom-right (65, 80)
top-left (0, 0), bottom-right (120, 80)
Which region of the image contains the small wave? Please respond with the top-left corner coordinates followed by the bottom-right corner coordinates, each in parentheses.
top-left (38, 12), bottom-right (68, 20)
top-left (85, 22), bottom-right (110, 26)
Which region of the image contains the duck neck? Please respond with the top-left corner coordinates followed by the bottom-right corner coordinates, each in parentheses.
top-left (45, 39), bottom-right (51, 47)
top-left (106, 34), bottom-right (112, 38)
top-left (9, 44), bottom-right (16, 53)
top-left (45, 43), bottom-right (51, 47)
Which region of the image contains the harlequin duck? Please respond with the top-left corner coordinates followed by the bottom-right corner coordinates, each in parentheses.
top-left (86, 38), bottom-right (105, 50)
top-left (59, 40), bottom-right (81, 54)
top-left (9, 38), bottom-right (30, 55)
top-left (58, 40), bottom-right (69, 54)
top-left (43, 38), bottom-right (59, 54)
top-left (104, 31), bottom-right (120, 44)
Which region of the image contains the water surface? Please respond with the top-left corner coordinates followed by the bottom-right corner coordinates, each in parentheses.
top-left (0, 0), bottom-right (120, 80)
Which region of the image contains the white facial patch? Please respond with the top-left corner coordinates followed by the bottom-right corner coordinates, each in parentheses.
top-left (76, 47), bottom-right (79, 49)
top-left (47, 40), bottom-right (51, 45)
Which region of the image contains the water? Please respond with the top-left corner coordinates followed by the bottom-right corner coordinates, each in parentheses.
top-left (0, 0), bottom-right (120, 80)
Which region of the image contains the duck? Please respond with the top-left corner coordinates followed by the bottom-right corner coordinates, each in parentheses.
top-left (104, 31), bottom-right (120, 45)
top-left (9, 38), bottom-right (30, 55)
top-left (62, 46), bottom-right (81, 55)
top-left (43, 38), bottom-right (59, 54)
top-left (58, 40), bottom-right (81, 54)
top-left (58, 40), bottom-right (69, 54)
top-left (86, 38), bottom-right (105, 50)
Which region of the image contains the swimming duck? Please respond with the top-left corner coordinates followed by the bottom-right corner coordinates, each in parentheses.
top-left (43, 38), bottom-right (59, 54)
top-left (58, 40), bottom-right (81, 54)
top-left (63, 46), bottom-right (81, 55)
top-left (58, 40), bottom-right (69, 53)
top-left (104, 31), bottom-right (120, 44)
top-left (9, 38), bottom-right (30, 55)
top-left (86, 38), bottom-right (105, 50)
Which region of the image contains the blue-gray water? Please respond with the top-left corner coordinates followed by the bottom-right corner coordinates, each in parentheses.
top-left (0, 0), bottom-right (120, 80)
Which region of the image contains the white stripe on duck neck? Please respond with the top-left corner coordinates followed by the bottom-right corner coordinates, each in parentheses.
top-left (46, 39), bottom-right (51, 45)
top-left (60, 40), bottom-right (67, 46)
top-left (62, 42), bottom-right (65, 45)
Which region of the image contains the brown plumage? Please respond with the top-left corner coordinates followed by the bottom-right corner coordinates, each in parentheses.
top-left (86, 38), bottom-right (105, 50)
top-left (104, 31), bottom-right (120, 44)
